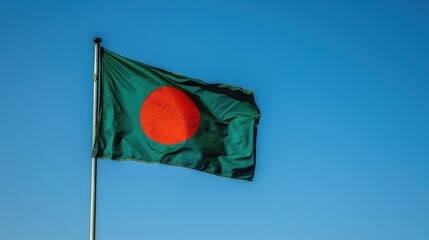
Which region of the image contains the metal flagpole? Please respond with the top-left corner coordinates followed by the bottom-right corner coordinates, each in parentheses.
top-left (90, 37), bottom-right (102, 240)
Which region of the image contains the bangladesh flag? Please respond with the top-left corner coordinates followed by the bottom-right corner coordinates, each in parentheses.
top-left (92, 48), bottom-right (261, 181)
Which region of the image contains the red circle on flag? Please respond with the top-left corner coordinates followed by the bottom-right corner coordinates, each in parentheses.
top-left (140, 86), bottom-right (200, 145)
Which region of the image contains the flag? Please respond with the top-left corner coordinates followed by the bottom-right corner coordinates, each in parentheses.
top-left (92, 48), bottom-right (261, 181)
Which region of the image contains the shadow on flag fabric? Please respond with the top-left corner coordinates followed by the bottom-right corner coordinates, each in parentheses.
top-left (92, 48), bottom-right (261, 181)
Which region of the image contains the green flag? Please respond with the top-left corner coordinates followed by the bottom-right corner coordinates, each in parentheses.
top-left (92, 48), bottom-right (261, 181)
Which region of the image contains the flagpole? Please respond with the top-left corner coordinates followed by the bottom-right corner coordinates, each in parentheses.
top-left (90, 37), bottom-right (102, 240)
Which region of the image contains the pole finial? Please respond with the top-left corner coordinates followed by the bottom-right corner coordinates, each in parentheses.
top-left (93, 37), bottom-right (102, 44)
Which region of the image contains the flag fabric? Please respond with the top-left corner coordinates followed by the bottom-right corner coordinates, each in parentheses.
top-left (92, 48), bottom-right (261, 181)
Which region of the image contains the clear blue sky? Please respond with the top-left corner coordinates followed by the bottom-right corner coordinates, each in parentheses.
top-left (0, 0), bottom-right (428, 239)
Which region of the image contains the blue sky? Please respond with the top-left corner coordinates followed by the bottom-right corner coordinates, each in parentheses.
top-left (1, 0), bottom-right (428, 239)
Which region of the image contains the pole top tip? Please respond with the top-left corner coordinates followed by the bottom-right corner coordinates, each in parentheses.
top-left (93, 38), bottom-right (102, 43)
